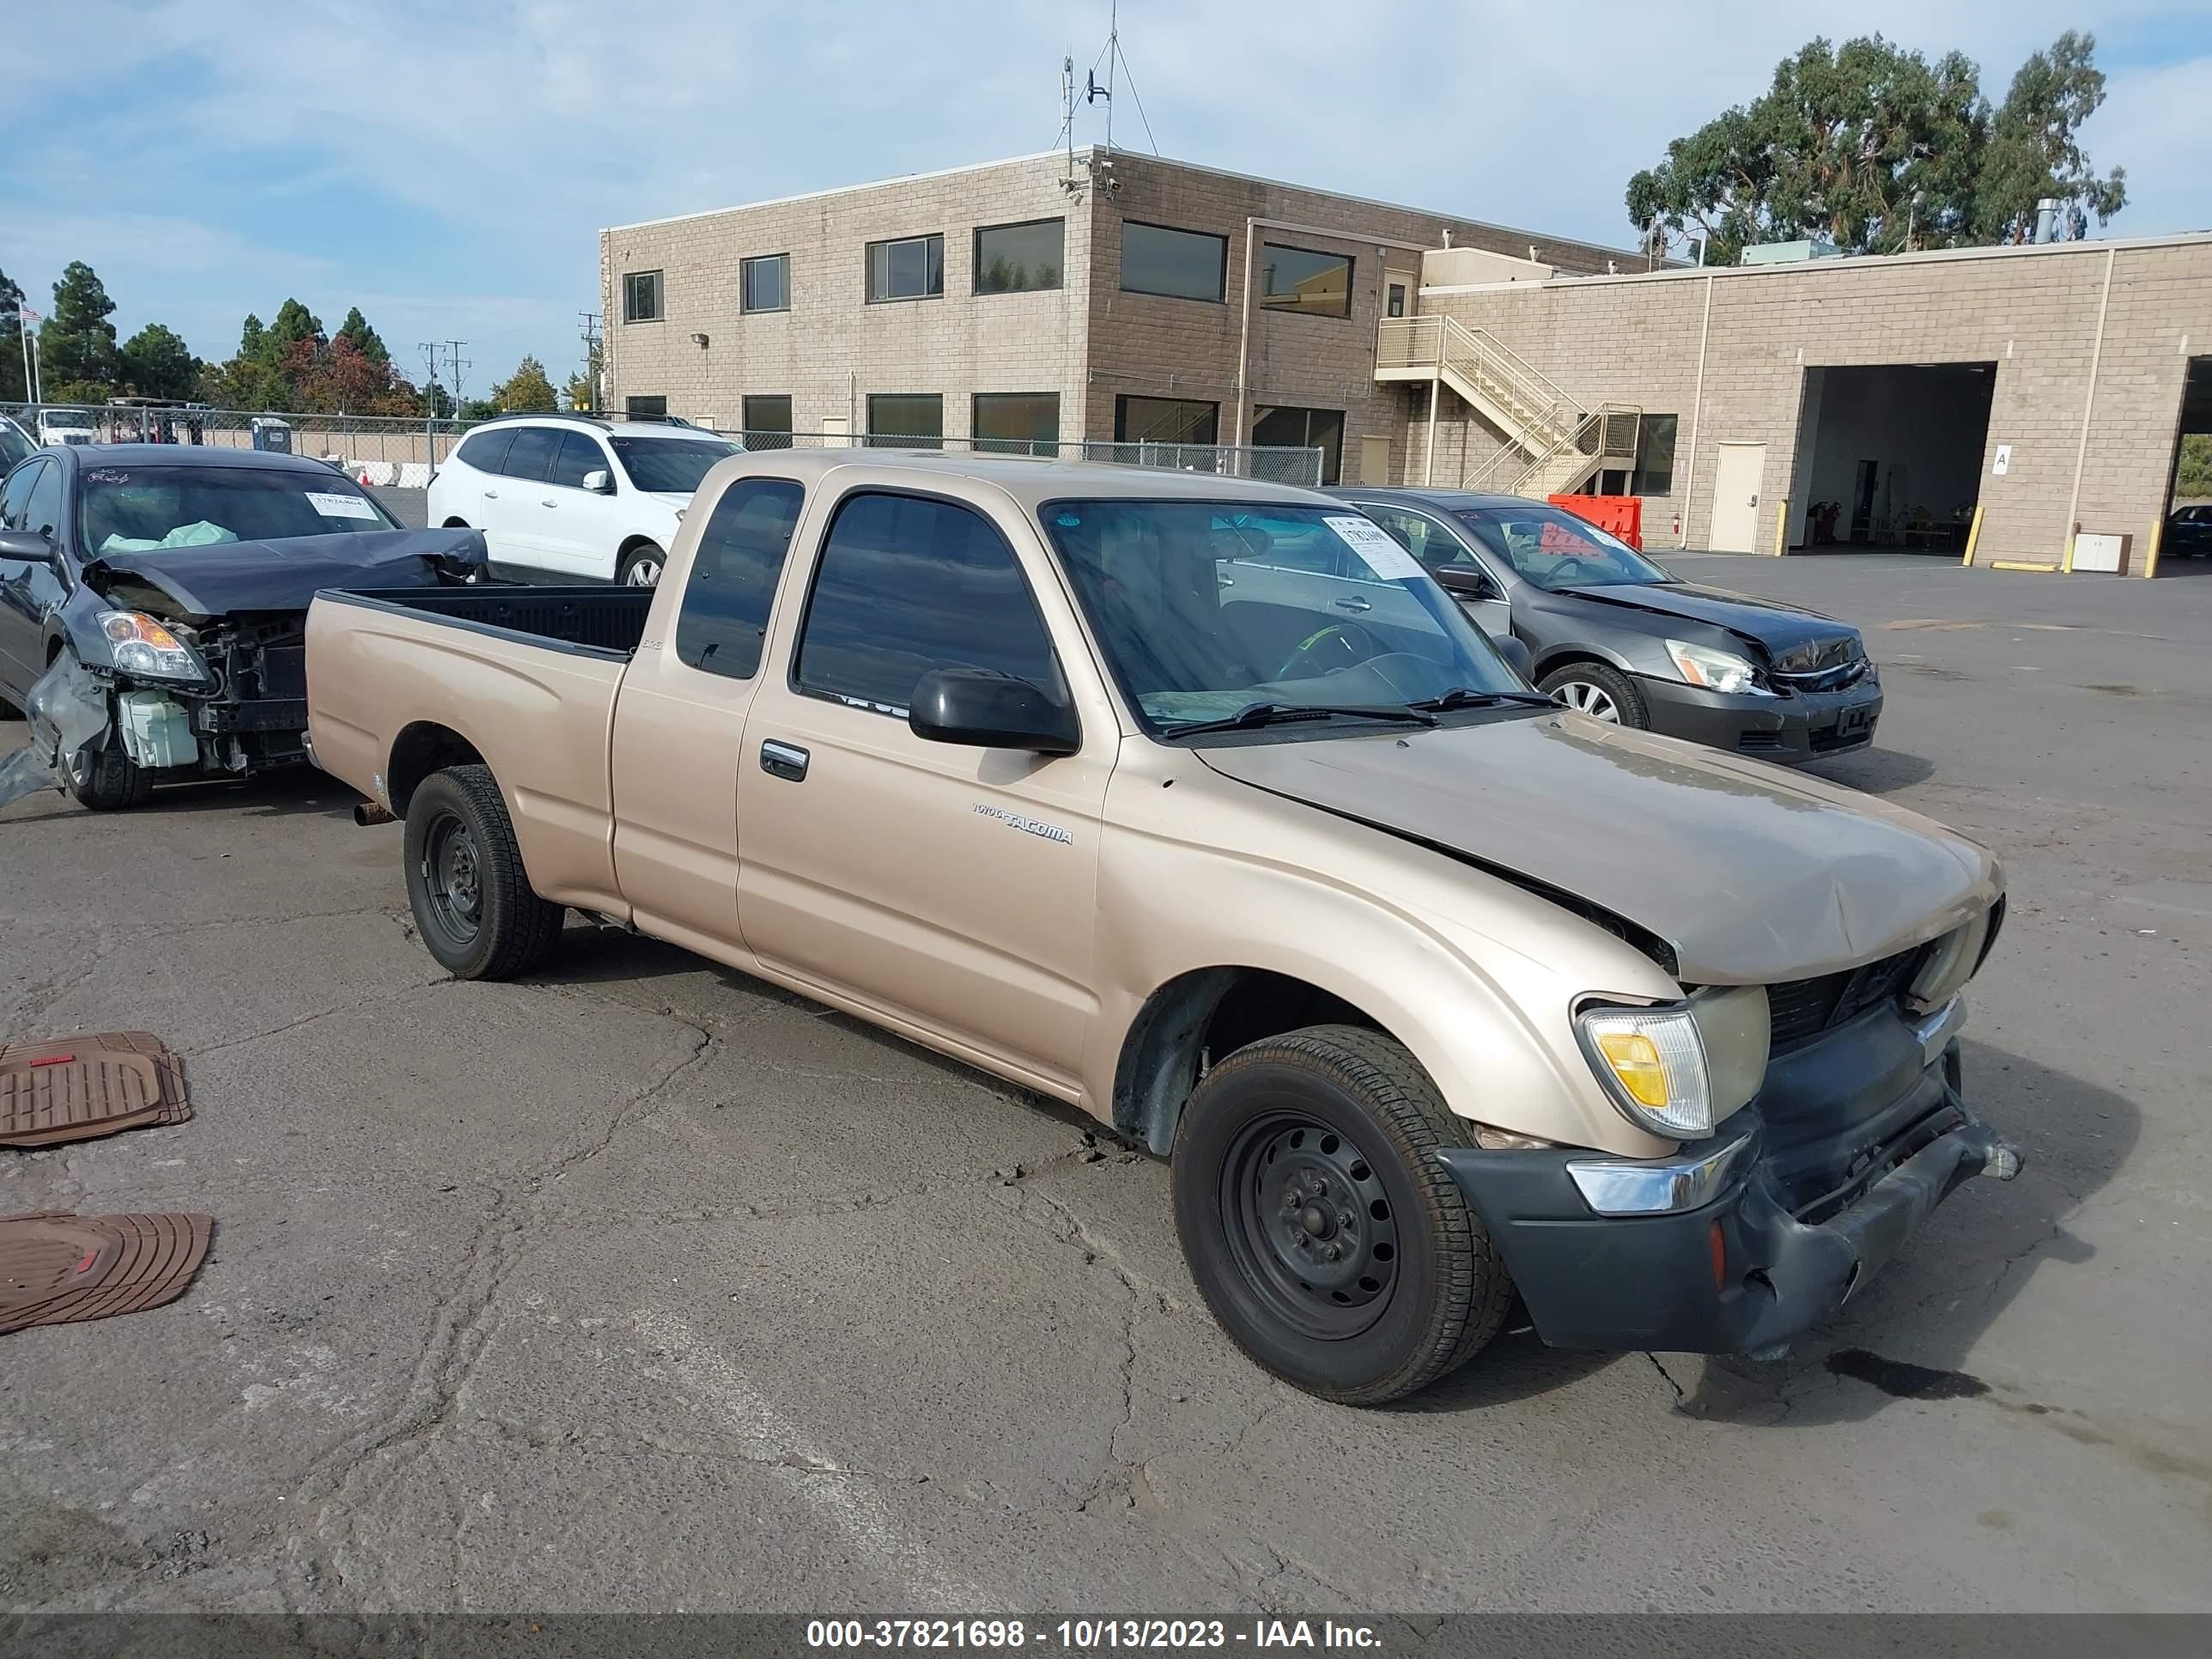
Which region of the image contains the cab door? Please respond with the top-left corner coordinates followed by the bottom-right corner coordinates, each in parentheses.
top-left (732, 485), bottom-right (1113, 1095)
top-left (609, 474), bottom-right (807, 958)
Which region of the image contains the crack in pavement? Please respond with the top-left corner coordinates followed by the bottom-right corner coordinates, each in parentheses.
top-left (183, 978), bottom-right (443, 1060)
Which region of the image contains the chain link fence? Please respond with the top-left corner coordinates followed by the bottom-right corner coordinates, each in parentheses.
top-left (3, 404), bottom-right (1328, 489)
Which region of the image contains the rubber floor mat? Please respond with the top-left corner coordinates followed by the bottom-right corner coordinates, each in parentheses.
top-left (0, 1031), bottom-right (191, 1148)
top-left (0, 1211), bottom-right (214, 1334)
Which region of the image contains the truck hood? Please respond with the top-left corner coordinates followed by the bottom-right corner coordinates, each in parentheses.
top-left (81, 528), bottom-right (488, 618)
top-left (1194, 714), bottom-right (1998, 984)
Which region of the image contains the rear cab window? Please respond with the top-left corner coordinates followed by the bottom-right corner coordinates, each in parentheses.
top-left (794, 490), bottom-right (1063, 716)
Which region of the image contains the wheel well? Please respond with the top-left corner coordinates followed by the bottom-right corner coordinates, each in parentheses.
top-left (441, 517), bottom-right (471, 529)
top-left (1531, 647), bottom-right (1620, 683)
top-left (1113, 968), bottom-right (1382, 1156)
top-left (386, 722), bottom-right (485, 814)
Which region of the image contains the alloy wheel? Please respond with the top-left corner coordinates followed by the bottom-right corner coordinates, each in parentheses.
top-left (1553, 680), bottom-right (1620, 722)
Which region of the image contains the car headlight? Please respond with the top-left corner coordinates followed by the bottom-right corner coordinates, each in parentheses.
top-left (98, 611), bottom-right (211, 683)
top-left (1665, 639), bottom-right (1772, 696)
top-left (1906, 906), bottom-right (1992, 1013)
top-left (1576, 1003), bottom-right (1713, 1139)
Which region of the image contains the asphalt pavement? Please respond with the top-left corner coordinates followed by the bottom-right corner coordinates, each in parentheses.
top-left (2, 550), bottom-right (2208, 1616)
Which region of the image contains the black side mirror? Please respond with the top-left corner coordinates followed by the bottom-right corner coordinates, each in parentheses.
top-left (1434, 564), bottom-right (1496, 599)
top-left (1492, 636), bottom-right (1534, 680)
top-left (0, 529), bottom-right (56, 562)
top-left (910, 667), bottom-right (1080, 757)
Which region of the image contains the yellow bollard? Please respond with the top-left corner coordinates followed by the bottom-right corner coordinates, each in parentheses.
top-left (1960, 502), bottom-right (1984, 566)
top-left (1772, 500), bottom-right (1790, 556)
top-left (2142, 514), bottom-right (2165, 580)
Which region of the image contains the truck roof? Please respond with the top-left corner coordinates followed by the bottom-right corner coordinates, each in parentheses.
top-left (716, 448), bottom-right (1342, 512)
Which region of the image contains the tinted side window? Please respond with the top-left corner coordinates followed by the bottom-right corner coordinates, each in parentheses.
top-left (548, 430), bottom-right (607, 489)
top-left (454, 428), bottom-right (514, 473)
top-left (1361, 506), bottom-right (1475, 574)
top-left (0, 461), bottom-right (43, 531)
top-left (796, 492), bottom-right (1060, 714)
top-left (500, 428), bottom-right (562, 482)
top-left (25, 463), bottom-right (64, 539)
top-left (674, 478), bottom-right (805, 680)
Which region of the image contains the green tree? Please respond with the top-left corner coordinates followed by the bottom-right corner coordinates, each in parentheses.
top-left (562, 337), bottom-right (604, 412)
top-left (2176, 434), bottom-right (2212, 500)
top-left (334, 306), bottom-right (391, 368)
top-left (266, 298), bottom-right (325, 359)
top-left (0, 268), bottom-right (27, 402)
top-left (38, 261), bottom-right (122, 392)
top-left (1974, 32), bottom-right (2127, 243)
top-left (119, 324), bottom-right (200, 400)
top-left (491, 355), bottom-right (558, 412)
top-left (238, 313), bottom-right (268, 362)
top-left (1626, 32), bottom-right (2124, 263)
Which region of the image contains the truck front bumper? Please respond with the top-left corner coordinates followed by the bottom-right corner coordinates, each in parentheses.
top-left (1437, 1040), bottom-right (2016, 1353)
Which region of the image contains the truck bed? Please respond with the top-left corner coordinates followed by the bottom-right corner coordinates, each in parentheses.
top-left (328, 584), bottom-right (654, 658)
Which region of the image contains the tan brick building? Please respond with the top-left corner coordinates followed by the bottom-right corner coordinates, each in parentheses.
top-left (599, 148), bottom-right (1633, 483)
top-left (602, 151), bottom-right (2212, 576)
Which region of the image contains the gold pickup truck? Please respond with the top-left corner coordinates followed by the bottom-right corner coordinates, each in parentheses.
top-left (306, 452), bottom-right (2016, 1405)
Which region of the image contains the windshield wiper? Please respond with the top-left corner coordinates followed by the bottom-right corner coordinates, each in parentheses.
top-left (1404, 687), bottom-right (1560, 713)
top-left (1166, 702), bottom-right (1439, 737)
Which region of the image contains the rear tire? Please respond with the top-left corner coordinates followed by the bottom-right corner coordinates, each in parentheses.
top-left (618, 543), bottom-right (666, 587)
top-left (69, 741), bottom-right (155, 811)
top-left (1171, 1024), bottom-right (1512, 1405)
top-left (1539, 660), bottom-right (1648, 728)
top-left (403, 764), bottom-right (564, 979)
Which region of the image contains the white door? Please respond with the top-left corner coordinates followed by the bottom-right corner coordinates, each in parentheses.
top-left (1709, 442), bottom-right (1766, 553)
top-left (480, 426), bottom-right (562, 568)
top-left (535, 430), bottom-right (624, 578)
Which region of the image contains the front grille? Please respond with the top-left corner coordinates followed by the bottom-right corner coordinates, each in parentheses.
top-left (1773, 657), bottom-right (1869, 695)
top-left (1771, 635), bottom-right (1862, 676)
top-left (1736, 732), bottom-right (1788, 753)
top-left (1765, 945), bottom-right (1925, 1051)
top-left (1808, 719), bottom-right (1872, 753)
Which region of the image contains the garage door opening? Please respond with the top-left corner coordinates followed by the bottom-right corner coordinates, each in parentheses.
top-left (2157, 356), bottom-right (2212, 576)
top-left (1790, 364), bottom-right (1996, 555)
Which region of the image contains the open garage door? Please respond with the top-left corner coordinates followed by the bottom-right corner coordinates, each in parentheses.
top-left (1790, 364), bottom-right (1996, 556)
top-left (2156, 358), bottom-right (2212, 576)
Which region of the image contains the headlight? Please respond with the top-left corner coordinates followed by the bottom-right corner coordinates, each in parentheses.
top-left (1906, 908), bottom-right (1991, 1013)
top-left (1576, 1003), bottom-right (1713, 1139)
top-left (97, 611), bottom-right (211, 683)
top-left (1665, 639), bottom-right (1772, 696)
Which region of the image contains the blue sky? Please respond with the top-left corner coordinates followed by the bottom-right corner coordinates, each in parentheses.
top-left (3, 0), bottom-right (2207, 398)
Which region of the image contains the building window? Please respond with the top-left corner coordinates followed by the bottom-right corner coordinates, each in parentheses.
top-left (742, 394), bottom-right (793, 449)
top-left (1258, 244), bottom-right (1353, 319)
top-left (623, 270), bottom-right (663, 323)
top-left (626, 395), bottom-right (668, 417)
top-left (1631, 414), bottom-right (1678, 495)
top-left (866, 393), bottom-right (944, 449)
top-left (975, 219), bottom-right (1064, 294)
top-left (1387, 283), bottom-right (1407, 319)
top-left (1120, 222), bottom-right (1227, 303)
top-left (795, 492), bottom-right (1063, 717)
top-left (674, 478), bottom-right (806, 680)
top-left (1251, 405), bottom-right (1346, 484)
top-left (741, 254), bottom-right (789, 313)
top-left (1115, 395), bottom-right (1218, 447)
top-left (866, 234), bottom-right (945, 303)
top-left (973, 392), bottom-right (1060, 455)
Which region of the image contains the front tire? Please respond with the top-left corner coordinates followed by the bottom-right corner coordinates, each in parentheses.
top-left (1539, 660), bottom-right (1648, 727)
top-left (1172, 1024), bottom-right (1511, 1405)
top-left (70, 741), bottom-right (155, 811)
top-left (618, 543), bottom-right (665, 587)
top-left (402, 764), bottom-right (564, 979)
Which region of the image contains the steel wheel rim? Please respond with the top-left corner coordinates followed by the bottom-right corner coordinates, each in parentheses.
top-left (422, 813), bottom-right (484, 945)
top-left (1219, 1109), bottom-right (1400, 1341)
top-left (624, 556), bottom-right (662, 586)
top-left (1555, 680), bottom-right (1620, 722)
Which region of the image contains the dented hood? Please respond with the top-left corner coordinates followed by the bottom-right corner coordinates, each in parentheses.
top-left (82, 527), bottom-right (486, 618)
top-left (1195, 714), bottom-right (1999, 984)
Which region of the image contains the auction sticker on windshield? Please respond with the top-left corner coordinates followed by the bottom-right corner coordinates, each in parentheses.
top-left (307, 491), bottom-right (380, 520)
top-left (1325, 514), bottom-right (1426, 581)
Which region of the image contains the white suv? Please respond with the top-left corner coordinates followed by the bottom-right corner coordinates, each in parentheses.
top-left (428, 415), bottom-right (742, 584)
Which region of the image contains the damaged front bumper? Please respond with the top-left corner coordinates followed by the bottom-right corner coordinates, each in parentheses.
top-left (1438, 1021), bottom-right (2021, 1354)
top-left (0, 653), bottom-right (118, 809)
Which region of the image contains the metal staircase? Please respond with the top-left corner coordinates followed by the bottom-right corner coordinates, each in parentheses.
top-left (1376, 315), bottom-right (1640, 495)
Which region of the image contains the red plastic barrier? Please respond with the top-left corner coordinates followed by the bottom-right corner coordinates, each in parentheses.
top-left (1548, 494), bottom-right (1643, 550)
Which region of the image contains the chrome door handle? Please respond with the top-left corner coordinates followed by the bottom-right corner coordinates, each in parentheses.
top-left (1333, 595), bottom-right (1373, 612)
top-left (483, 489), bottom-right (499, 499)
top-left (760, 739), bottom-right (809, 781)
top-left (541, 499), bottom-right (556, 507)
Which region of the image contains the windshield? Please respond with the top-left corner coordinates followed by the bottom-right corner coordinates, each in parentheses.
top-left (44, 410), bottom-right (94, 429)
top-left (1041, 501), bottom-right (1528, 735)
top-left (1452, 505), bottom-right (1674, 591)
top-left (609, 435), bottom-right (739, 494)
top-left (81, 465), bottom-right (398, 555)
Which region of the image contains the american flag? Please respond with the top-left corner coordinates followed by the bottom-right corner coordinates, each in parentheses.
top-left (18, 306), bottom-right (38, 323)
